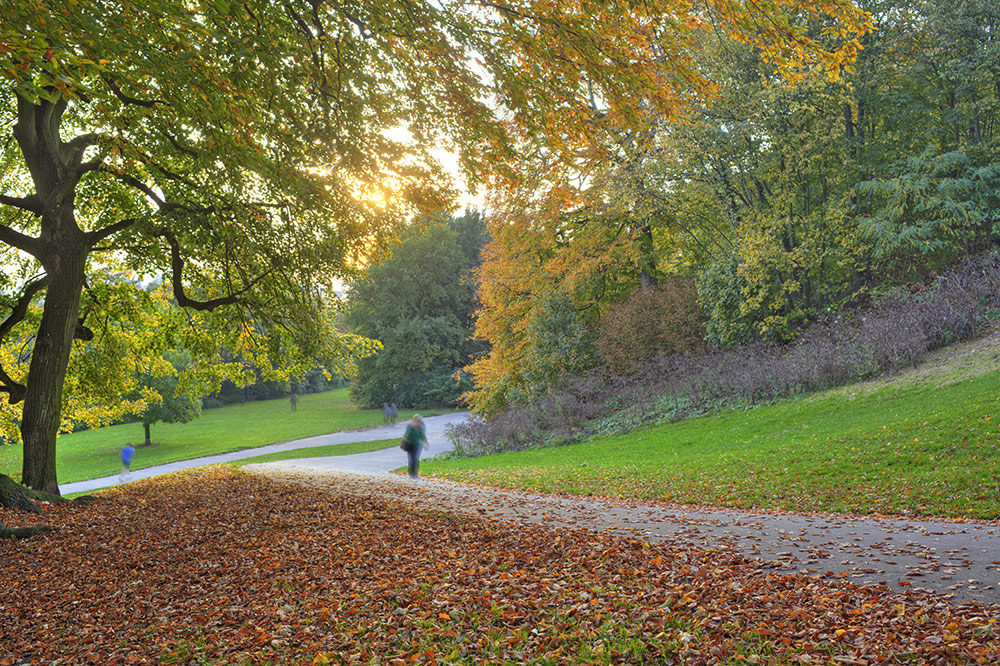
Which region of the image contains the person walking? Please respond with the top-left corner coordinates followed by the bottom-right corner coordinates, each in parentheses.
top-left (120, 442), bottom-right (136, 482)
top-left (401, 414), bottom-right (428, 478)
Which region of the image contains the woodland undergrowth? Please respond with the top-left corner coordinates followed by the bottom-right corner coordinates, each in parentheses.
top-left (450, 253), bottom-right (1000, 457)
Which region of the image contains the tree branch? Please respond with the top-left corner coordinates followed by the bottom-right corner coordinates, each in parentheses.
top-left (157, 230), bottom-right (240, 311)
top-left (0, 221), bottom-right (42, 259)
top-left (160, 130), bottom-right (200, 158)
top-left (102, 77), bottom-right (164, 108)
top-left (64, 132), bottom-right (101, 154)
top-left (87, 217), bottom-right (139, 248)
top-left (101, 168), bottom-right (217, 217)
top-left (100, 167), bottom-right (168, 209)
top-left (0, 193), bottom-right (43, 216)
top-left (0, 275), bottom-right (49, 404)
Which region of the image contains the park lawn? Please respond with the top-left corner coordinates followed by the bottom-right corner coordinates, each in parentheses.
top-left (423, 369), bottom-right (1000, 520)
top-left (0, 389), bottom-right (445, 485)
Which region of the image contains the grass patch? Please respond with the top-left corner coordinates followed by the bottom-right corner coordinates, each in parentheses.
top-left (227, 438), bottom-right (400, 467)
top-left (0, 388), bottom-right (446, 484)
top-left (424, 369), bottom-right (1000, 519)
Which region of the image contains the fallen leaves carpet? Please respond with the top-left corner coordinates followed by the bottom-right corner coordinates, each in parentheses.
top-left (1, 468), bottom-right (997, 665)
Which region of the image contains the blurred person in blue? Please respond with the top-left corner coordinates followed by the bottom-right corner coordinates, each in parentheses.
top-left (120, 442), bottom-right (136, 482)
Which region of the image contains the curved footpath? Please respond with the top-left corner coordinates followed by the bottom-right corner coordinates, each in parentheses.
top-left (61, 411), bottom-right (1000, 606)
top-left (58, 411), bottom-right (471, 496)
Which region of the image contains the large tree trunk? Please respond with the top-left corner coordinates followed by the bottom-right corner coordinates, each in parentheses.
top-left (20, 236), bottom-right (87, 495)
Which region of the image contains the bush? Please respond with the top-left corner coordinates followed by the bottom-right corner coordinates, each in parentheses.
top-left (598, 279), bottom-right (705, 374)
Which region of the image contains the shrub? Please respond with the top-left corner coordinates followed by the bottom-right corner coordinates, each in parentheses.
top-left (597, 278), bottom-right (705, 374)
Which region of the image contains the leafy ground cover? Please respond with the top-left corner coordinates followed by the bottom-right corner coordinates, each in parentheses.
top-left (424, 363), bottom-right (1000, 520)
top-left (1, 468), bottom-right (997, 665)
top-left (0, 389), bottom-right (443, 485)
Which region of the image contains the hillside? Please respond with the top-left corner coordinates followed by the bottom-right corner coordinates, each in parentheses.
top-left (424, 334), bottom-right (1000, 520)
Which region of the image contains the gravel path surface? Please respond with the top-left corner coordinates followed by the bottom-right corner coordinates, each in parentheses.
top-left (247, 462), bottom-right (1000, 606)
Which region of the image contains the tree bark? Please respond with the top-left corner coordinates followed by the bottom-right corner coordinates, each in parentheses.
top-left (0, 473), bottom-right (42, 513)
top-left (144, 422), bottom-right (152, 447)
top-left (12, 95), bottom-right (93, 496)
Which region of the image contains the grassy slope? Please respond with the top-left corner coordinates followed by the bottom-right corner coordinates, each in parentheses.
top-left (0, 389), bottom-right (443, 484)
top-left (424, 336), bottom-right (1000, 519)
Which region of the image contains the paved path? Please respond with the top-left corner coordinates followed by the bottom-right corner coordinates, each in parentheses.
top-left (58, 411), bottom-right (470, 495)
top-left (247, 462), bottom-right (1000, 606)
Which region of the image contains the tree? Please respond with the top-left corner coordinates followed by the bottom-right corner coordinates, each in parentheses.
top-left (345, 213), bottom-right (486, 408)
top-left (137, 352), bottom-right (203, 447)
top-left (0, 1), bottom-right (871, 493)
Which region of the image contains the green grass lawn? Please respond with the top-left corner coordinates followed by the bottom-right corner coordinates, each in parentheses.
top-left (0, 389), bottom-right (444, 485)
top-left (225, 438), bottom-right (399, 467)
top-left (423, 367), bottom-right (1000, 520)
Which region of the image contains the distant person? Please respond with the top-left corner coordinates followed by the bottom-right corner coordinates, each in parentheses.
top-left (382, 402), bottom-right (392, 424)
top-left (289, 393), bottom-right (298, 412)
top-left (401, 414), bottom-right (428, 478)
top-left (120, 442), bottom-right (135, 482)
top-left (388, 401), bottom-right (397, 425)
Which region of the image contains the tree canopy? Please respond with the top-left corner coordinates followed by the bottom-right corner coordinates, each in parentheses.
top-left (465, 0), bottom-right (999, 414)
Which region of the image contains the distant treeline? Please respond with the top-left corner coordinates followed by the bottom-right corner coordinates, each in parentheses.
top-left (202, 368), bottom-right (348, 410)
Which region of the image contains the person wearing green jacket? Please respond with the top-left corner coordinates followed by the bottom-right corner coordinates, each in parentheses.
top-left (402, 414), bottom-right (428, 478)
